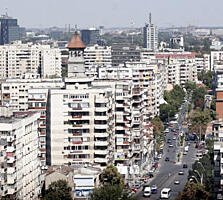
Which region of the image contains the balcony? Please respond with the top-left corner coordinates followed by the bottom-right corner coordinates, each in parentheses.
top-left (95, 141), bottom-right (108, 146)
top-left (95, 107), bottom-right (107, 112)
top-left (7, 136), bottom-right (14, 142)
top-left (7, 174), bottom-right (16, 184)
top-left (95, 133), bottom-right (108, 137)
top-left (7, 167), bottom-right (15, 174)
top-left (94, 124), bottom-right (107, 129)
top-left (94, 150), bottom-right (108, 155)
top-left (6, 146), bottom-right (15, 153)
top-left (94, 158), bottom-right (108, 163)
top-left (95, 116), bottom-right (108, 120)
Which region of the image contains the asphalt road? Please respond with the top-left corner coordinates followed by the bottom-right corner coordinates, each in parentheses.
top-left (136, 99), bottom-right (198, 200)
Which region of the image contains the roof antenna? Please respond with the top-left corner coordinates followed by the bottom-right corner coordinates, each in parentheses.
top-left (149, 12), bottom-right (152, 24)
top-left (5, 8), bottom-right (8, 17)
top-left (75, 24), bottom-right (78, 34)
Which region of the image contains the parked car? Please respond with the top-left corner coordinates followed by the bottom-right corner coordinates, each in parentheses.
top-left (174, 180), bottom-right (180, 184)
top-left (151, 185), bottom-right (158, 194)
top-left (165, 157), bottom-right (170, 161)
top-left (169, 144), bottom-right (173, 148)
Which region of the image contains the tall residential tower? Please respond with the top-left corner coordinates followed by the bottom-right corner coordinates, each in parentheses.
top-left (143, 13), bottom-right (158, 51)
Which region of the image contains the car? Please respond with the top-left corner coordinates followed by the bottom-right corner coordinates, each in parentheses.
top-left (143, 186), bottom-right (151, 197)
top-left (183, 164), bottom-right (188, 168)
top-left (173, 136), bottom-right (176, 140)
top-left (148, 172), bottom-right (153, 178)
top-left (158, 154), bottom-right (162, 159)
top-left (169, 144), bottom-right (173, 148)
top-left (174, 180), bottom-right (180, 185)
top-left (167, 139), bottom-right (172, 143)
top-left (178, 170), bottom-right (184, 175)
top-left (183, 151), bottom-right (187, 155)
top-left (165, 157), bottom-right (170, 161)
top-left (151, 185), bottom-right (158, 194)
top-left (132, 186), bottom-right (137, 193)
top-left (174, 132), bottom-right (179, 135)
top-left (133, 183), bottom-right (141, 189)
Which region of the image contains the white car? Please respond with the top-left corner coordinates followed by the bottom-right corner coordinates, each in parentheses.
top-left (174, 180), bottom-right (180, 184)
top-left (158, 154), bottom-right (162, 159)
top-left (183, 151), bottom-right (187, 155)
top-left (173, 136), bottom-right (176, 140)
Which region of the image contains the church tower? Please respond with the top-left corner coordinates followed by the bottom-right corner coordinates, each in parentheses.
top-left (67, 31), bottom-right (86, 78)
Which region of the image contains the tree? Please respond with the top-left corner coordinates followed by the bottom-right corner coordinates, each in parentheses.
top-left (41, 180), bottom-right (72, 200)
top-left (90, 184), bottom-right (135, 200)
top-left (175, 182), bottom-right (211, 200)
top-left (91, 165), bottom-right (135, 200)
top-left (100, 165), bottom-right (124, 186)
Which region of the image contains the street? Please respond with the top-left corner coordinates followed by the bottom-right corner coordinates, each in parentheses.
top-left (135, 97), bottom-right (198, 199)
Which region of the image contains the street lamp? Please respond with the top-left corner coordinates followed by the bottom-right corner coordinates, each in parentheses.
top-left (189, 176), bottom-right (199, 183)
top-left (194, 169), bottom-right (203, 184)
top-left (197, 162), bottom-right (205, 172)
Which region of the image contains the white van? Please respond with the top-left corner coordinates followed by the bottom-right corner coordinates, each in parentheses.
top-left (144, 186), bottom-right (151, 197)
top-left (161, 188), bottom-right (171, 199)
top-left (184, 146), bottom-right (189, 152)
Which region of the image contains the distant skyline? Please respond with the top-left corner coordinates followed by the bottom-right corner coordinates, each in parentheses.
top-left (1, 0), bottom-right (223, 29)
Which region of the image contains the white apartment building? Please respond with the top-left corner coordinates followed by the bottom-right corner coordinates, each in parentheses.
top-left (0, 41), bottom-right (62, 79)
top-left (0, 109), bottom-right (41, 200)
top-left (0, 78), bottom-right (64, 167)
top-left (141, 52), bottom-right (198, 86)
top-left (213, 119), bottom-right (223, 197)
top-left (48, 83), bottom-right (114, 168)
top-left (143, 14), bottom-right (158, 51)
top-left (196, 55), bottom-right (211, 73)
top-left (84, 45), bottom-right (112, 67)
top-left (211, 51), bottom-right (223, 71)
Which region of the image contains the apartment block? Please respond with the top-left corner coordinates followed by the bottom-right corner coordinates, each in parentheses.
top-left (0, 41), bottom-right (62, 79)
top-left (0, 108), bottom-right (41, 200)
top-left (48, 83), bottom-right (114, 168)
top-left (141, 52), bottom-right (198, 86)
top-left (211, 51), bottom-right (223, 71)
top-left (0, 78), bottom-right (64, 167)
top-left (84, 45), bottom-right (112, 67)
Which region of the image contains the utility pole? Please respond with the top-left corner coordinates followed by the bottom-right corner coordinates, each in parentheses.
top-left (199, 125), bottom-right (202, 145)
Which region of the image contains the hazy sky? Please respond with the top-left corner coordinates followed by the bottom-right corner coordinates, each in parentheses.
top-left (1, 0), bottom-right (222, 28)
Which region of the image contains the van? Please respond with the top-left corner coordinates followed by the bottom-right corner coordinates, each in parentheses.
top-left (161, 188), bottom-right (171, 199)
top-left (144, 186), bottom-right (151, 197)
top-left (184, 146), bottom-right (189, 152)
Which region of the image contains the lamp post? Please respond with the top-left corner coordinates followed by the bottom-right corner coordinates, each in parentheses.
top-left (194, 169), bottom-right (203, 184)
top-left (189, 175), bottom-right (199, 183)
top-left (197, 162), bottom-right (205, 172)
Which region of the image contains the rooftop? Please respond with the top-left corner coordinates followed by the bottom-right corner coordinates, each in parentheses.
top-left (68, 32), bottom-right (85, 49)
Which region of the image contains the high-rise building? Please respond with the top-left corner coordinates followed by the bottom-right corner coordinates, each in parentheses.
top-left (143, 13), bottom-right (158, 51)
top-left (0, 41), bottom-right (62, 79)
top-left (0, 108), bottom-right (42, 199)
top-left (81, 28), bottom-right (100, 46)
top-left (0, 14), bottom-right (20, 45)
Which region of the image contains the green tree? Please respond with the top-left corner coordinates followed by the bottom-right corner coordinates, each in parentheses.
top-left (62, 65), bottom-right (68, 78)
top-left (185, 82), bottom-right (196, 91)
top-left (41, 180), bottom-right (72, 200)
top-left (175, 182), bottom-right (211, 200)
top-left (192, 86), bottom-right (207, 109)
top-left (90, 184), bottom-right (135, 200)
top-left (189, 109), bottom-right (212, 136)
top-left (100, 165), bottom-right (124, 186)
